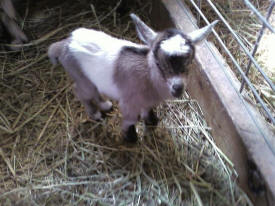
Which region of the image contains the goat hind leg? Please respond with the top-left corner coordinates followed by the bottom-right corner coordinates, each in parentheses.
top-left (73, 83), bottom-right (102, 121)
top-left (86, 88), bottom-right (113, 114)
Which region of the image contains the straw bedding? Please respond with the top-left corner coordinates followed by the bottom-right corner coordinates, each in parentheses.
top-left (0, 0), bottom-right (252, 205)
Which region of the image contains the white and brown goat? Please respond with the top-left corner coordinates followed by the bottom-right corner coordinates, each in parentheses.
top-left (48, 14), bottom-right (217, 142)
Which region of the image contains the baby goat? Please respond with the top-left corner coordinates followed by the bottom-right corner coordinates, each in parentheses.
top-left (48, 14), bottom-right (217, 142)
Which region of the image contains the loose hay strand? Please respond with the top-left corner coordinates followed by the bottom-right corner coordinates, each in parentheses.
top-left (190, 182), bottom-right (203, 206)
top-left (0, 148), bottom-right (16, 177)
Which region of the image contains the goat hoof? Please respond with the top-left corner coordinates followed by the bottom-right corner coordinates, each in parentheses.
top-left (145, 109), bottom-right (159, 127)
top-left (124, 125), bottom-right (138, 143)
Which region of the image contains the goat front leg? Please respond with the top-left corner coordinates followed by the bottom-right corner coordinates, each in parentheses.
top-left (120, 102), bottom-right (139, 143)
top-left (141, 108), bottom-right (159, 127)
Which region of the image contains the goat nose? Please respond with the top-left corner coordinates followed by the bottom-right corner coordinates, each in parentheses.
top-left (172, 84), bottom-right (183, 97)
top-left (173, 84), bottom-right (183, 92)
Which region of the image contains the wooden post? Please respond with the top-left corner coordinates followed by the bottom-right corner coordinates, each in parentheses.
top-left (151, 0), bottom-right (275, 205)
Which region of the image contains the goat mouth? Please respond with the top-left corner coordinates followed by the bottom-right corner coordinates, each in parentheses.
top-left (171, 90), bottom-right (183, 98)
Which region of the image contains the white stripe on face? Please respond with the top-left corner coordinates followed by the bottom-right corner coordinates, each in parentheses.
top-left (160, 34), bottom-right (190, 56)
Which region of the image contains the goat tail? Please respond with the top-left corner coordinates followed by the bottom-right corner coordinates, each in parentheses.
top-left (48, 41), bottom-right (63, 65)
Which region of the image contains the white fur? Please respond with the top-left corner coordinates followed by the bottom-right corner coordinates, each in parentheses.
top-left (160, 34), bottom-right (190, 56)
top-left (69, 28), bottom-right (142, 100)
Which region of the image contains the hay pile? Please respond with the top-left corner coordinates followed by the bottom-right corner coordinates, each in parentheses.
top-left (0, 0), bottom-right (251, 205)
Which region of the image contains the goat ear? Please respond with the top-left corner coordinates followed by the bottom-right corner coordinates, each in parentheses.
top-left (130, 13), bottom-right (157, 45)
top-left (188, 20), bottom-right (218, 44)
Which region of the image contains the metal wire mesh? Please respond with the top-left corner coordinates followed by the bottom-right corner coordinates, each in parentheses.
top-left (190, 0), bottom-right (275, 124)
top-left (179, 0), bottom-right (275, 154)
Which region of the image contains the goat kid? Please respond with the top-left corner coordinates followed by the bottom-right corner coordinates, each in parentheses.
top-left (48, 14), bottom-right (218, 142)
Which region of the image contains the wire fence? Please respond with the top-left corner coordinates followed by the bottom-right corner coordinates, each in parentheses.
top-left (177, 0), bottom-right (275, 154)
top-left (190, 0), bottom-right (275, 124)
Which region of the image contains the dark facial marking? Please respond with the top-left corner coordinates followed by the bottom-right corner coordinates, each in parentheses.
top-left (168, 55), bottom-right (185, 74)
top-left (168, 47), bottom-right (194, 75)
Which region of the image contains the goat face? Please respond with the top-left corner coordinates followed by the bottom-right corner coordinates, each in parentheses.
top-left (131, 14), bottom-right (218, 98)
top-left (152, 29), bottom-right (194, 97)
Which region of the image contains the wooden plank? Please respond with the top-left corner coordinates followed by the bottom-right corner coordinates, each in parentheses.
top-left (151, 0), bottom-right (275, 205)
